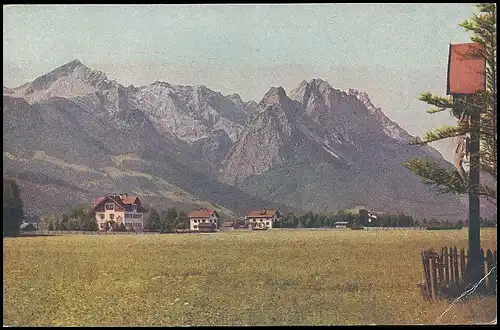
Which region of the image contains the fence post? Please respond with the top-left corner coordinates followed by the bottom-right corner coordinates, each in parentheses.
top-left (459, 248), bottom-right (466, 283)
top-left (437, 252), bottom-right (444, 283)
top-left (421, 251), bottom-right (432, 299)
top-left (430, 254), bottom-right (438, 299)
top-left (449, 247), bottom-right (455, 286)
top-left (452, 247), bottom-right (459, 285)
top-left (485, 249), bottom-right (496, 294)
top-left (483, 249), bottom-right (490, 292)
top-left (443, 247), bottom-right (450, 286)
top-left (479, 248), bottom-right (486, 292)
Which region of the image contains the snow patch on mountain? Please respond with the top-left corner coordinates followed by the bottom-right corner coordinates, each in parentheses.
top-left (131, 82), bottom-right (245, 143)
top-left (347, 88), bottom-right (411, 143)
top-left (10, 60), bottom-right (113, 104)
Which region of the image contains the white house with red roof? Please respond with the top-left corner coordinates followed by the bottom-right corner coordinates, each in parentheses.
top-left (92, 193), bottom-right (148, 232)
top-left (187, 208), bottom-right (220, 231)
top-left (245, 209), bottom-right (281, 229)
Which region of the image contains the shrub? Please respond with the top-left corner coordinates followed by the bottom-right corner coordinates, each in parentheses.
top-left (115, 223), bottom-right (127, 232)
top-left (350, 224), bottom-right (364, 230)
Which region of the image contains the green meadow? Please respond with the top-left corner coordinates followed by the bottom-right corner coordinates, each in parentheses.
top-left (3, 229), bottom-right (497, 326)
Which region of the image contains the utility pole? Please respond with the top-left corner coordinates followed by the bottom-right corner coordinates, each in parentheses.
top-left (447, 41), bottom-right (486, 289)
top-left (466, 96), bottom-right (482, 287)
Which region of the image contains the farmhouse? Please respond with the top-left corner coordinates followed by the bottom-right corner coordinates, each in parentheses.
top-left (220, 221), bottom-right (235, 231)
top-left (187, 208), bottom-right (220, 231)
top-left (92, 193), bottom-right (148, 232)
top-left (197, 222), bottom-right (217, 233)
top-left (245, 209), bottom-right (281, 229)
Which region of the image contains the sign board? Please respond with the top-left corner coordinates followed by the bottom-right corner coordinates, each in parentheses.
top-left (446, 42), bottom-right (486, 95)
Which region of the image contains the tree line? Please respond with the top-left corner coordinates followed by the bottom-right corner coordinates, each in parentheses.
top-left (3, 178), bottom-right (24, 236)
top-left (272, 209), bottom-right (487, 229)
top-left (41, 204), bottom-right (99, 231)
top-left (143, 207), bottom-right (190, 233)
top-left (40, 205), bottom-right (191, 233)
top-left (273, 210), bottom-right (419, 228)
top-left (4, 177), bottom-right (495, 237)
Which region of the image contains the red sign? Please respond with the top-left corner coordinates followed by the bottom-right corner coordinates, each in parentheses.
top-left (447, 42), bottom-right (486, 95)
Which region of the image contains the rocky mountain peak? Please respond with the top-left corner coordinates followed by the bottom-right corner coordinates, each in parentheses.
top-left (346, 88), bottom-right (380, 114)
top-left (34, 59), bottom-right (107, 87)
top-left (10, 59), bottom-right (113, 104)
top-left (4, 60), bottom-right (473, 220)
top-left (309, 78), bottom-right (332, 90)
top-left (289, 80), bottom-right (310, 105)
top-left (56, 59), bottom-right (84, 71)
top-left (3, 86), bottom-right (14, 94)
top-left (289, 78), bottom-right (343, 107)
top-left (151, 81), bottom-right (171, 88)
top-left (260, 86), bottom-right (288, 106)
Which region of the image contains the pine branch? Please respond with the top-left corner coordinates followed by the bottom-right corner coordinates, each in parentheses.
top-left (402, 158), bottom-right (468, 195)
top-left (419, 125), bottom-right (469, 144)
top-left (419, 93), bottom-right (453, 114)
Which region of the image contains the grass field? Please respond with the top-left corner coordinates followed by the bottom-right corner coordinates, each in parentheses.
top-left (3, 229), bottom-right (497, 326)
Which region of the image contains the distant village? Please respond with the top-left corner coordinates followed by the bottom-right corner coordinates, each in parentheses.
top-left (18, 192), bottom-right (496, 235)
top-left (91, 193), bottom-right (283, 233)
top-left (23, 193), bottom-right (388, 234)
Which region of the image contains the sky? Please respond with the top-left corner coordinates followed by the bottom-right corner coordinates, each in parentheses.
top-left (3, 4), bottom-right (477, 161)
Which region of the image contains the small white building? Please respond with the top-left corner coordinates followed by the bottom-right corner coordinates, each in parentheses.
top-left (187, 208), bottom-right (220, 231)
top-left (245, 209), bottom-right (281, 229)
top-left (368, 213), bottom-right (378, 224)
top-left (333, 221), bottom-right (349, 228)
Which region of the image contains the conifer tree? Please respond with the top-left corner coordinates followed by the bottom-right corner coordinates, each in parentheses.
top-left (3, 178), bottom-right (24, 237)
top-left (403, 3), bottom-right (496, 287)
top-left (403, 3), bottom-right (496, 203)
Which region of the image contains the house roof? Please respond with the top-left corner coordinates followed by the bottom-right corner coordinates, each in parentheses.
top-left (121, 196), bottom-right (139, 205)
top-left (92, 196), bottom-right (106, 207)
top-left (92, 195), bottom-right (148, 213)
top-left (246, 209), bottom-right (279, 218)
top-left (187, 209), bottom-right (218, 218)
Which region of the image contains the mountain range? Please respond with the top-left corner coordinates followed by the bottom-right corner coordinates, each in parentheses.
top-left (3, 59), bottom-right (481, 220)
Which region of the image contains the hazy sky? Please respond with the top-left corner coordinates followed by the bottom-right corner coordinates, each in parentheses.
top-left (3, 4), bottom-right (477, 161)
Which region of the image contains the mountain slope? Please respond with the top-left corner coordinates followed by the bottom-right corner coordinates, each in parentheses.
top-left (219, 79), bottom-right (468, 219)
top-left (2, 61), bottom-right (292, 217)
top-left (3, 60), bottom-right (481, 220)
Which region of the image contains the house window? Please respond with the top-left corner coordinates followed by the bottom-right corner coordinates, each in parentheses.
top-left (109, 214), bottom-right (114, 220)
top-left (99, 213), bottom-right (105, 220)
top-left (105, 203), bottom-right (114, 211)
top-left (202, 219), bottom-right (206, 223)
top-left (194, 225), bottom-right (198, 229)
top-left (266, 222), bottom-right (270, 225)
top-left (193, 219), bottom-right (197, 223)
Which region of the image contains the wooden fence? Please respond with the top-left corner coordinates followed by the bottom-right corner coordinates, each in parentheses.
top-left (24, 230), bottom-right (162, 236)
top-left (420, 246), bottom-right (497, 300)
top-left (22, 229), bottom-right (205, 236)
